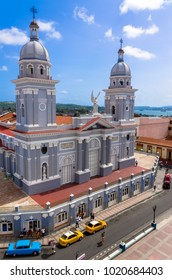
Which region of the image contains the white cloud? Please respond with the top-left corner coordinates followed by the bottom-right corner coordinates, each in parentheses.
top-left (47, 31), bottom-right (62, 39)
top-left (0, 27), bottom-right (28, 45)
top-left (123, 24), bottom-right (159, 38)
top-left (123, 46), bottom-right (156, 59)
top-left (37, 20), bottom-right (62, 40)
top-left (37, 20), bottom-right (55, 32)
top-left (120, 0), bottom-right (172, 14)
top-left (0, 65), bottom-right (8, 71)
top-left (73, 6), bottom-right (95, 25)
top-left (104, 28), bottom-right (115, 41)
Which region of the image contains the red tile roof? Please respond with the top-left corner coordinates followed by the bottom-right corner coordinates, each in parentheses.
top-left (31, 165), bottom-right (148, 208)
top-left (56, 116), bottom-right (72, 125)
top-left (137, 137), bottom-right (172, 148)
top-left (0, 112), bottom-right (16, 123)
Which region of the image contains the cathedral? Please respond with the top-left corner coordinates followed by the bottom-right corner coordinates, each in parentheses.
top-left (0, 14), bottom-right (156, 235)
top-left (0, 18), bottom-right (137, 195)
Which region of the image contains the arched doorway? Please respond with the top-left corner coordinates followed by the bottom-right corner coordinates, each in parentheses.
top-left (88, 138), bottom-right (100, 177)
top-left (61, 156), bottom-right (72, 185)
top-left (76, 203), bottom-right (87, 218)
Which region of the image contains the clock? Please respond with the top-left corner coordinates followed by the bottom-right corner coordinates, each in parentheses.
top-left (39, 103), bottom-right (46, 111)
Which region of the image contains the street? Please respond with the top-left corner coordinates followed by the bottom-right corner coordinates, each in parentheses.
top-left (0, 187), bottom-right (172, 260)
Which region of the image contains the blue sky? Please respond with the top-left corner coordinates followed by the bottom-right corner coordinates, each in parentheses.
top-left (0, 0), bottom-right (172, 106)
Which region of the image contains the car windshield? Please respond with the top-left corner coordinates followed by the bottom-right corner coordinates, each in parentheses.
top-left (61, 234), bottom-right (68, 240)
top-left (87, 223), bottom-right (93, 227)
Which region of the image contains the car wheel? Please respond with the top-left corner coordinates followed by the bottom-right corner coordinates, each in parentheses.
top-left (93, 231), bottom-right (95, 234)
top-left (79, 237), bottom-right (82, 241)
top-left (33, 251), bottom-right (38, 256)
top-left (103, 226), bottom-right (106, 229)
top-left (13, 253), bottom-right (16, 257)
top-left (66, 243), bottom-right (70, 247)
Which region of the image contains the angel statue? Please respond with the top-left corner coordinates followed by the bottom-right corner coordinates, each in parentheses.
top-left (91, 91), bottom-right (100, 114)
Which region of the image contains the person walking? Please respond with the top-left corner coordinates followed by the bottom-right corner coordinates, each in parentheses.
top-left (41, 227), bottom-right (45, 238)
top-left (75, 215), bottom-right (81, 228)
top-left (49, 240), bottom-right (56, 254)
top-left (90, 212), bottom-right (95, 220)
top-left (101, 232), bottom-right (105, 244)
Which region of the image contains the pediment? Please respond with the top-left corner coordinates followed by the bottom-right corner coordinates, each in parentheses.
top-left (79, 116), bottom-right (114, 131)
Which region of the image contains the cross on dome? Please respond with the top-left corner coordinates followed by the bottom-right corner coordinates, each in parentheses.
top-left (30, 6), bottom-right (38, 20)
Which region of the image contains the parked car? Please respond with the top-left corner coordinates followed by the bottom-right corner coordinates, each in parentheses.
top-left (58, 230), bottom-right (84, 247)
top-left (5, 239), bottom-right (41, 257)
top-left (163, 173), bottom-right (171, 189)
top-left (85, 220), bottom-right (107, 234)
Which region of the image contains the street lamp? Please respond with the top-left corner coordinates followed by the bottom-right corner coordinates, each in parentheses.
top-left (152, 205), bottom-right (157, 223)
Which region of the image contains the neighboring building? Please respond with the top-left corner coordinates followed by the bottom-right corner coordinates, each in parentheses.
top-left (135, 117), bottom-right (170, 139)
top-left (0, 16), bottom-right (156, 236)
top-left (135, 117), bottom-right (172, 161)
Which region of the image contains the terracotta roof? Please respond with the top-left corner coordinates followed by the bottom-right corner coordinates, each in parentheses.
top-left (0, 112), bottom-right (16, 123)
top-left (31, 165), bottom-right (149, 208)
top-left (78, 116), bottom-right (100, 131)
top-left (137, 136), bottom-right (172, 148)
top-left (56, 116), bottom-right (72, 125)
top-left (0, 125), bottom-right (15, 137)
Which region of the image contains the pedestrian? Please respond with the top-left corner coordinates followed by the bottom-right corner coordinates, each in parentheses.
top-left (101, 232), bottom-right (105, 244)
top-left (41, 227), bottom-right (45, 238)
top-left (76, 252), bottom-right (79, 260)
top-left (90, 212), bottom-right (95, 220)
top-left (50, 240), bottom-right (56, 254)
top-left (36, 228), bottom-right (41, 239)
top-left (75, 215), bottom-right (81, 228)
top-left (154, 185), bottom-right (156, 192)
top-left (135, 160), bottom-right (138, 166)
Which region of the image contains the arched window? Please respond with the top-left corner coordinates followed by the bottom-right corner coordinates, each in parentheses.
top-left (112, 106), bottom-right (115, 114)
top-left (0, 220), bottom-right (13, 233)
top-left (28, 64), bottom-right (33, 75)
top-left (21, 104), bottom-right (24, 117)
top-left (119, 80), bottom-right (123, 86)
top-left (20, 65), bottom-right (24, 76)
top-left (39, 65), bottom-right (44, 75)
top-left (54, 211), bottom-right (68, 227)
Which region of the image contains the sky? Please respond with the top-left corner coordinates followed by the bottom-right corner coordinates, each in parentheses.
top-left (0, 0), bottom-right (172, 107)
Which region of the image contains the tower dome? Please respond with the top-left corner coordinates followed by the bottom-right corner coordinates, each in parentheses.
top-left (19, 20), bottom-right (50, 62)
top-left (110, 48), bottom-right (131, 77)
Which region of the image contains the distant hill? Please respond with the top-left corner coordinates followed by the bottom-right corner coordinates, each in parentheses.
top-left (0, 102), bottom-right (104, 115)
top-left (1, 102), bottom-right (172, 116)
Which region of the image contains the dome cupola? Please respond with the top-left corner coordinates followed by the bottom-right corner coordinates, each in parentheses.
top-left (19, 6), bottom-right (50, 63)
top-left (109, 39), bottom-right (131, 89)
top-left (18, 6), bottom-right (51, 79)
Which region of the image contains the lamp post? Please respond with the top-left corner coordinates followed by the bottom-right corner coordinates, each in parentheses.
top-left (152, 205), bottom-right (157, 229)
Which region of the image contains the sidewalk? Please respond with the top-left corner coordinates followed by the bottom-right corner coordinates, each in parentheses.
top-left (115, 210), bottom-right (172, 260)
top-left (0, 184), bottom-right (163, 249)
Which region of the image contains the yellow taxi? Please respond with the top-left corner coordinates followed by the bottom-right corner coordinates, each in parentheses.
top-left (58, 230), bottom-right (84, 247)
top-left (85, 220), bottom-right (107, 234)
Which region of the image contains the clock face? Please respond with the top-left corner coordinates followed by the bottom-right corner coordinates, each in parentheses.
top-left (39, 103), bottom-right (46, 111)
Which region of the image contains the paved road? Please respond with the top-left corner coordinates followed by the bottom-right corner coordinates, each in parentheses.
top-left (1, 187), bottom-right (171, 260)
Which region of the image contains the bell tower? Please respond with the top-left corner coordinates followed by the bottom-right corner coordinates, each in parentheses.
top-left (104, 39), bottom-right (137, 122)
top-left (12, 7), bottom-right (59, 132)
